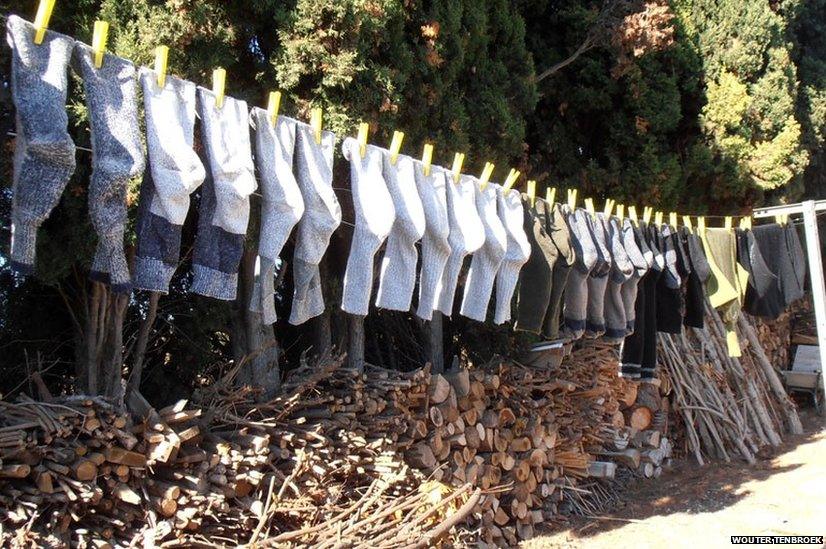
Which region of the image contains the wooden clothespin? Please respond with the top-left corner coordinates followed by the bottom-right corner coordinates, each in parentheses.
top-left (451, 152), bottom-right (465, 183)
top-left (422, 143), bottom-right (433, 176)
top-left (683, 215), bottom-right (694, 234)
top-left (92, 20), bottom-right (109, 69)
top-left (774, 213), bottom-right (789, 226)
top-left (527, 180), bottom-right (537, 206)
top-left (603, 198), bottom-right (614, 218)
top-left (616, 204), bottom-right (625, 221)
top-left (357, 122), bottom-right (369, 158)
top-left (739, 216), bottom-right (752, 230)
top-left (698, 216), bottom-right (706, 234)
top-left (267, 91), bottom-right (281, 126)
top-left (310, 107), bottom-right (322, 144)
top-left (479, 162), bottom-right (495, 191)
top-left (502, 169), bottom-right (521, 192)
top-left (389, 131), bottom-right (404, 165)
top-left (724, 216), bottom-right (733, 229)
top-left (669, 212), bottom-right (678, 228)
top-left (567, 188), bottom-right (578, 210)
top-left (33, 0), bottom-right (56, 45)
top-left (154, 45), bottom-right (169, 88)
top-left (212, 67), bottom-right (226, 109)
top-left (546, 187), bottom-right (557, 206)
top-left (584, 198), bottom-right (596, 218)
top-left (654, 211), bottom-right (664, 227)
top-left (642, 206), bottom-right (652, 224)
top-left (629, 206), bottom-right (639, 226)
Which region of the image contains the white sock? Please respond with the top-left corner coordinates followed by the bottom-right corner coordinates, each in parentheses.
top-left (493, 187), bottom-right (531, 324)
top-left (414, 164), bottom-right (451, 320)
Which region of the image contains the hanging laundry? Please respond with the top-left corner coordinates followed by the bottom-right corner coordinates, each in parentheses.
top-left (191, 88), bottom-right (256, 300)
top-left (602, 216), bottom-right (634, 344)
top-left (248, 111), bottom-right (304, 324)
top-left (654, 224), bottom-right (683, 334)
top-left (736, 227), bottom-right (779, 321)
top-left (514, 198), bottom-right (557, 333)
top-left (492, 187), bottom-right (531, 325)
top-left (73, 42), bottom-right (146, 293)
top-left (134, 69), bottom-right (206, 293)
top-left (619, 218), bottom-right (650, 338)
top-left (290, 123), bottom-right (340, 325)
top-left (584, 212), bottom-right (612, 339)
top-left (435, 174), bottom-right (485, 316)
top-left (460, 182), bottom-right (507, 321)
top-left (702, 227), bottom-right (745, 357)
top-left (561, 208), bottom-right (598, 339)
top-left (414, 164), bottom-right (451, 321)
top-left (6, 15), bottom-right (76, 275)
top-left (682, 227), bottom-right (711, 328)
top-left (375, 153), bottom-right (426, 312)
top-left (748, 223), bottom-right (807, 318)
top-left (341, 138), bottom-right (396, 316)
top-left (541, 203), bottom-right (576, 340)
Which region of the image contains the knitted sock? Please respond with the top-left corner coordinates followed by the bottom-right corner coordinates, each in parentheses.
top-left (341, 139), bottom-right (396, 315)
top-left (493, 187), bottom-right (531, 325)
top-left (655, 224), bottom-right (684, 334)
top-left (248, 111), bottom-right (304, 323)
top-left (562, 209), bottom-right (598, 339)
top-left (6, 16), bottom-right (76, 274)
top-left (415, 165), bottom-right (451, 321)
top-left (514, 198), bottom-right (557, 333)
top-left (436, 174), bottom-right (485, 316)
top-left (603, 216), bottom-right (634, 343)
top-left (542, 203), bottom-right (575, 339)
top-left (460, 182), bottom-right (507, 321)
top-left (375, 153), bottom-right (426, 311)
top-left (585, 213), bottom-right (612, 338)
top-left (73, 43), bottom-right (146, 293)
top-left (191, 89), bottom-right (256, 300)
top-left (619, 219), bottom-right (649, 335)
top-left (134, 69), bottom-right (205, 293)
top-left (290, 124), bottom-right (340, 325)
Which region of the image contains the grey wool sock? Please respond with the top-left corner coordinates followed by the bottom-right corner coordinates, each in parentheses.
top-left (134, 69), bottom-right (206, 293)
top-left (493, 187), bottom-right (531, 325)
top-left (73, 42), bottom-right (146, 293)
top-left (289, 124), bottom-right (341, 325)
top-left (619, 219), bottom-right (649, 335)
top-left (603, 216), bottom-right (634, 343)
top-left (436, 174), bottom-right (485, 316)
top-left (460, 182), bottom-right (507, 321)
top-left (585, 212), bottom-right (612, 338)
top-left (414, 164), bottom-right (451, 320)
top-left (562, 208), bottom-right (598, 339)
top-left (191, 89), bottom-right (256, 300)
top-left (248, 111), bottom-right (304, 324)
top-left (375, 152), bottom-right (426, 311)
top-left (341, 138), bottom-right (396, 315)
top-left (6, 15), bottom-right (76, 274)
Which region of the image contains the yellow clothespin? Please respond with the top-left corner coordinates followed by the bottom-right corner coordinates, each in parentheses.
top-left (669, 212), bottom-right (678, 228)
top-left (310, 107), bottom-right (322, 144)
top-left (92, 20), bottom-right (109, 69)
top-left (479, 162), bottom-right (495, 190)
top-left (724, 216), bottom-right (733, 229)
top-left (629, 206), bottom-right (639, 226)
top-left (774, 213), bottom-right (789, 226)
top-left (546, 187), bottom-right (557, 206)
top-left (422, 143), bottom-right (433, 176)
top-left (267, 91), bottom-right (281, 126)
top-left (389, 131), bottom-right (404, 165)
top-left (451, 152), bottom-right (465, 183)
top-left (642, 206), bottom-right (652, 224)
top-left (683, 215), bottom-right (694, 234)
top-left (33, 0), bottom-right (56, 45)
top-left (616, 204), bottom-right (625, 221)
top-left (739, 216), bottom-right (752, 230)
top-left (357, 122), bottom-right (369, 158)
top-left (603, 198), bottom-right (614, 218)
top-left (584, 198), bottom-right (596, 218)
top-left (698, 216), bottom-right (706, 234)
top-left (654, 211), bottom-right (663, 227)
top-left (212, 67), bottom-right (226, 109)
top-left (567, 188), bottom-right (578, 210)
top-left (154, 45), bottom-right (169, 88)
top-left (502, 169), bottom-right (521, 192)
top-left (527, 180), bottom-right (537, 206)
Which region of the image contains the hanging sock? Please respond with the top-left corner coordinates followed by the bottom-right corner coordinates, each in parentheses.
top-left (460, 182), bottom-right (507, 322)
top-left (654, 224), bottom-right (683, 333)
top-left (375, 153), bottom-right (426, 311)
top-left (414, 164), bottom-right (451, 321)
top-left (289, 124), bottom-right (340, 325)
top-left (683, 228), bottom-right (710, 328)
top-left (541, 203), bottom-right (575, 339)
top-left (514, 198), bottom-right (557, 333)
top-left (436, 174), bottom-right (485, 316)
top-left (134, 69), bottom-right (206, 293)
top-left (73, 42), bottom-right (146, 293)
top-left (602, 216), bottom-right (633, 344)
top-left (191, 88), bottom-right (256, 300)
top-left (561, 208), bottom-right (598, 339)
top-left (6, 16), bottom-right (76, 274)
top-left (247, 111), bottom-right (304, 324)
top-left (493, 187), bottom-right (531, 325)
top-left (341, 138), bottom-right (396, 315)
top-left (702, 227), bottom-right (745, 357)
top-left (619, 218), bottom-right (650, 336)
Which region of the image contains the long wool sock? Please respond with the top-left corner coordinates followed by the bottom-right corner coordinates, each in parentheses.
top-left (289, 124), bottom-right (341, 325)
top-left (248, 111), bottom-right (305, 324)
top-left (341, 139), bottom-right (396, 315)
top-left (6, 16), bottom-right (76, 274)
top-left (585, 212), bottom-right (613, 338)
top-left (414, 165), bottom-right (451, 321)
top-left (562, 209), bottom-right (598, 339)
top-left (191, 89), bottom-right (256, 300)
top-left (73, 42), bottom-right (146, 293)
top-left (134, 69), bottom-right (206, 293)
top-left (375, 153), bottom-right (426, 311)
top-left (460, 182), bottom-right (507, 321)
top-left (514, 198), bottom-right (557, 333)
top-left (655, 224), bottom-right (684, 334)
top-left (542, 203), bottom-right (576, 339)
top-left (619, 219), bottom-right (649, 335)
top-left (493, 187), bottom-right (531, 325)
top-left (436, 174), bottom-right (485, 316)
top-left (603, 216), bottom-right (634, 343)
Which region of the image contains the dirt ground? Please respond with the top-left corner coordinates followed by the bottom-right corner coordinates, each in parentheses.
top-left (527, 412), bottom-right (826, 548)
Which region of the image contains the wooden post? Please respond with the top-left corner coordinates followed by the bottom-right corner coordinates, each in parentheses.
top-left (348, 314), bottom-right (366, 373)
top-left (429, 312), bottom-right (444, 374)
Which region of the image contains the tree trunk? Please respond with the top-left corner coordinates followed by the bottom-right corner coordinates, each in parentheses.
top-left (127, 291), bottom-right (160, 396)
top-left (348, 314), bottom-right (366, 372)
top-left (429, 312), bottom-right (444, 374)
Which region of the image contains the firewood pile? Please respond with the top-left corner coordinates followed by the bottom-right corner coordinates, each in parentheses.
top-left (658, 301), bottom-right (803, 467)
